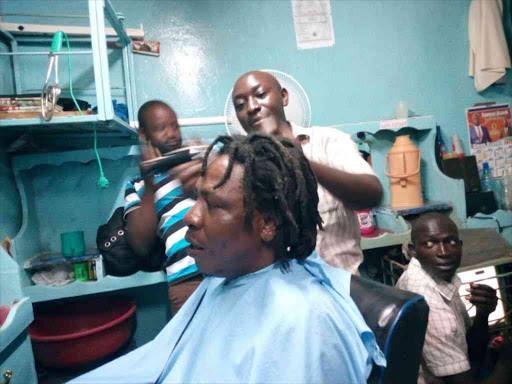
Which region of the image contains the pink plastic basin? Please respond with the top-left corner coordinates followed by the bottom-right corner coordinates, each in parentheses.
top-left (29, 296), bottom-right (136, 368)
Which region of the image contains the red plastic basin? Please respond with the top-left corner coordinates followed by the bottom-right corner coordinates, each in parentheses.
top-left (0, 305), bottom-right (10, 328)
top-left (29, 296), bottom-right (136, 368)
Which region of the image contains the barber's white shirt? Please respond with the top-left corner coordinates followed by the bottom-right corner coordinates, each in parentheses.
top-left (292, 123), bottom-right (376, 274)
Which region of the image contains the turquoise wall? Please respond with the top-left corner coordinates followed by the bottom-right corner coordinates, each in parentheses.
top-left (1, 0), bottom-right (512, 153)
top-left (0, 28), bottom-right (20, 240)
top-left (0, 140), bottom-right (22, 240)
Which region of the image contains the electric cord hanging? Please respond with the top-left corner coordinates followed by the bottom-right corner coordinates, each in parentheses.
top-left (60, 31), bottom-right (109, 188)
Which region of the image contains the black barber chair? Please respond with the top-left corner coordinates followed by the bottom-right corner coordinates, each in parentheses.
top-left (351, 275), bottom-right (429, 384)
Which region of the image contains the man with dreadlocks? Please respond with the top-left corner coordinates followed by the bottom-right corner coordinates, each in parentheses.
top-left (232, 70), bottom-right (383, 275)
top-left (70, 133), bottom-right (385, 384)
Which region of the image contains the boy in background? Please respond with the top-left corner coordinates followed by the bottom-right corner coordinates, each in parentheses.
top-left (396, 212), bottom-right (511, 384)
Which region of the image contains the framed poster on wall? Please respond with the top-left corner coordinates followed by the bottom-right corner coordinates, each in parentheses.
top-left (466, 104), bottom-right (512, 177)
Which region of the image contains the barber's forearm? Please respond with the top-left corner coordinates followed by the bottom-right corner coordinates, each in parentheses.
top-left (309, 161), bottom-right (383, 210)
top-left (126, 184), bottom-right (159, 257)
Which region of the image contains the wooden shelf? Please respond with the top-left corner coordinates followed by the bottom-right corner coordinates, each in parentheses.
top-left (466, 209), bottom-right (512, 245)
top-left (334, 115), bottom-right (436, 135)
top-left (360, 201), bottom-right (454, 250)
top-left (0, 114), bottom-right (136, 137)
top-left (0, 0), bottom-right (139, 148)
top-left (0, 298), bottom-right (34, 354)
top-left (361, 230), bottom-right (410, 250)
top-left (23, 271), bottom-right (166, 303)
top-left (0, 110), bottom-right (95, 120)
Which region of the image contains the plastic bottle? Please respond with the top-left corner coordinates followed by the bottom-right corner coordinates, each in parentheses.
top-left (480, 162), bottom-right (493, 192)
top-left (451, 134), bottom-right (465, 158)
top-left (502, 168), bottom-right (512, 210)
top-left (356, 209), bottom-right (376, 235)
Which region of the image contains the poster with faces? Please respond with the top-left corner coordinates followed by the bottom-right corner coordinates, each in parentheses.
top-left (466, 104), bottom-right (512, 177)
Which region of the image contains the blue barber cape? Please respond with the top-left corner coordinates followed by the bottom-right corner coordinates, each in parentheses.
top-left (69, 253), bottom-right (385, 384)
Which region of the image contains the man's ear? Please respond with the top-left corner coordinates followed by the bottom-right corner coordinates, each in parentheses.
top-left (138, 128), bottom-right (147, 143)
top-left (281, 87), bottom-right (289, 107)
top-left (261, 221), bottom-right (276, 242)
top-left (257, 214), bottom-right (276, 243)
top-left (408, 242), bottom-right (417, 258)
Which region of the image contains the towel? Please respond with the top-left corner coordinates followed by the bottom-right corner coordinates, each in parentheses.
top-left (469, 0), bottom-right (511, 92)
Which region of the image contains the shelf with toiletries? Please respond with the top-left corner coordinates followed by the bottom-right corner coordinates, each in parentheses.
top-left (360, 201), bottom-right (454, 250)
top-left (10, 145), bottom-right (168, 303)
top-left (0, 0), bottom-right (139, 150)
top-left (340, 115), bottom-right (466, 249)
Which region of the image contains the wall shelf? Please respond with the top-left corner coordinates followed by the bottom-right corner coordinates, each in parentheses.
top-left (0, 114), bottom-right (136, 137)
top-left (10, 143), bottom-right (165, 305)
top-left (334, 115), bottom-right (436, 134)
top-left (0, 249), bottom-right (38, 383)
top-left (466, 209), bottom-right (512, 244)
top-left (0, 0), bottom-right (138, 149)
top-left (335, 115), bottom-right (465, 249)
top-left (24, 271), bottom-right (166, 303)
top-left (336, 115), bottom-right (511, 246)
top-left (0, 297), bottom-right (34, 354)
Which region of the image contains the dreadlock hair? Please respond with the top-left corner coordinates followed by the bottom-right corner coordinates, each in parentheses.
top-left (137, 100), bottom-right (173, 133)
top-left (201, 133), bottom-right (323, 265)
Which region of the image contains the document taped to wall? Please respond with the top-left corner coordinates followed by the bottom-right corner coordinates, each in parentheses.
top-left (291, 0), bottom-right (335, 50)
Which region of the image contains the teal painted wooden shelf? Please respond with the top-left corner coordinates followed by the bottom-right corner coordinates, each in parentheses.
top-left (361, 231), bottom-right (410, 251)
top-left (466, 209), bottom-right (512, 245)
top-left (334, 115), bottom-right (465, 250)
top-left (0, 248), bottom-right (39, 382)
top-left (335, 115), bottom-right (436, 134)
top-left (0, 114), bottom-right (136, 137)
top-left (0, 0), bottom-right (139, 150)
top-left (10, 144), bottom-right (168, 303)
top-left (0, 298), bottom-right (34, 354)
top-left (23, 271), bottom-right (166, 303)
top-left (360, 201), bottom-right (454, 250)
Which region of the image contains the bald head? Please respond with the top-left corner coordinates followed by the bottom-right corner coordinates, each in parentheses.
top-left (137, 100), bottom-right (182, 154)
top-left (233, 71), bottom-right (283, 95)
top-left (410, 212), bottom-right (458, 245)
top-left (138, 100), bottom-right (175, 131)
top-left (409, 212), bottom-right (462, 282)
top-left (232, 70), bottom-right (289, 136)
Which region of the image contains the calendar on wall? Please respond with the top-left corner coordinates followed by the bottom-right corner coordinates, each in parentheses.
top-left (466, 104), bottom-right (512, 177)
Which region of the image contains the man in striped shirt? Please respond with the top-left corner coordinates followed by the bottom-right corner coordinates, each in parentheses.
top-left (124, 100), bottom-right (203, 315)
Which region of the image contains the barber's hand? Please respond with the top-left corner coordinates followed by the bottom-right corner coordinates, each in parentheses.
top-left (468, 283), bottom-right (498, 316)
top-left (169, 160), bottom-right (202, 197)
top-left (139, 141), bottom-right (163, 184)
